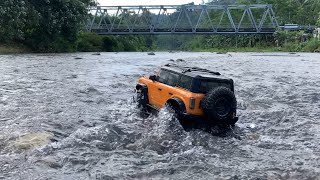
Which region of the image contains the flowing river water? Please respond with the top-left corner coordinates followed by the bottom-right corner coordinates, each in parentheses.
top-left (0, 52), bottom-right (319, 179)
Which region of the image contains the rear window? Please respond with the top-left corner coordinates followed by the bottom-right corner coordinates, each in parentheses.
top-left (199, 80), bottom-right (232, 93)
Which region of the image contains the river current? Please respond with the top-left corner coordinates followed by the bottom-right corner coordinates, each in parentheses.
top-left (0, 52), bottom-right (319, 179)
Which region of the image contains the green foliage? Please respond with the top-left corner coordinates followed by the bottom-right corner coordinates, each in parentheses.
top-left (76, 32), bottom-right (152, 52)
top-left (102, 36), bottom-right (117, 52)
top-left (24, 0), bottom-right (95, 52)
top-left (51, 36), bottom-right (78, 53)
top-left (0, 0), bottom-right (28, 42)
top-left (0, 0), bottom-right (96, 52)
top-left (273, 30), bottom-right (312, 48)
top-left (77, 32), bottom-right (103, 52)
top-left (302, 39), bottom-right (320, 52)
top-left (257, 30), bottom-right (319, 52)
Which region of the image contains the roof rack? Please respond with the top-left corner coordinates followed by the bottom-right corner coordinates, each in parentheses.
top-left (164, 63), bottom-right (221, 76)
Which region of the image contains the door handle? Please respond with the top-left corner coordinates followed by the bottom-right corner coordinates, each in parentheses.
top-left (158, 88), bottom-right (162, 91)
top-left (168, 92), bottom-right (173, 95)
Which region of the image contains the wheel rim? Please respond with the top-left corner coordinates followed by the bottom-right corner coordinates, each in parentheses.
top-left (215, 97), bottom-right (231, 118)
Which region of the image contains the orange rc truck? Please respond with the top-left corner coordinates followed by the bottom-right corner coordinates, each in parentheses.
top-left (135, 64), bottom-right (238, 130)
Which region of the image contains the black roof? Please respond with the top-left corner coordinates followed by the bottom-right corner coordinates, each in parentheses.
top-left (161, 63), bottom-right (228, 80)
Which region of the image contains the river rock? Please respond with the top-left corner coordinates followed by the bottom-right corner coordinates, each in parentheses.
top-left (216, 52), bottom-right (227, 54)
top-left (41, 156), bottom-right (63, 169)
top-left (176, 58), bottom-right (185, 62)
top-left (247, 133), bottom-right (260, 140)
top-left (9, 132), bottom-right (53, 152)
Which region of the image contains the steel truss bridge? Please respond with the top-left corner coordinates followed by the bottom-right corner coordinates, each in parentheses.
top-left (86, 4), bottom-right (279, 35)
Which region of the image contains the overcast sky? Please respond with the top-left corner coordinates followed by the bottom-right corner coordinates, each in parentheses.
top-left (97, 0), bottom-right (205, 6)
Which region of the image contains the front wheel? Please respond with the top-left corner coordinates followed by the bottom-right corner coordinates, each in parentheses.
top-left (136, 87), bottom-right (149, 118)
top-left (136, 89), bottom-right (145, 108)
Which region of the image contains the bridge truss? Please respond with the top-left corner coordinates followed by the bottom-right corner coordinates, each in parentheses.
top-left (87, 4), bottom-right (279, 35)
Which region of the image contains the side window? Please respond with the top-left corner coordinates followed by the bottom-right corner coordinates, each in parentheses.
top-left (158, 70), bottom-right (168, 84)
top-left (158, 70), bottom-right (179, 86)
top-left (178, 75), bottom-right (192, 90)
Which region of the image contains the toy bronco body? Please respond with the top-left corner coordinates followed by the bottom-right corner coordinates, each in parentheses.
top-left (136, 64), bottom-right (238, 129)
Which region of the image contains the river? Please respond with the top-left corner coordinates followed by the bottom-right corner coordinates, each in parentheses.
top-left (0, 52), bottom-right (319, 179)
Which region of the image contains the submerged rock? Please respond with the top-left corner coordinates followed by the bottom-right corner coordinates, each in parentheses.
top-left (147, 52), bottom-right (155, 55)
top-left (247, 133), bottom-right (260, 140)
top-left (9, 132), bottom-right (53, 152)
top-left (216, 52), bottom-right (228, 54)
top-left (176, 58), bottom-right (185, 62)
top-left (40, 156), bottom-right (63, 169)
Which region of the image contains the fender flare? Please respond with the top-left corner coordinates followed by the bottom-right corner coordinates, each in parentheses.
top-left (166, 98), bottom-right (186, 114)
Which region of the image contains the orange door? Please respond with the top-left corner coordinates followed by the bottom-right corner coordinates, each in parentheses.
top-left (146, 81), bottom-right (163, 108)
top-left (155, 83), bottom-right (173, 108)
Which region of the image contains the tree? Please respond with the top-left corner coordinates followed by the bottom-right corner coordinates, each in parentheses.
top-left (0, 0), bottom-right (28, 42)
top-left (0, 0), bottom-right (96, 52)
top-left (24, 0), bottom-right (96, 52)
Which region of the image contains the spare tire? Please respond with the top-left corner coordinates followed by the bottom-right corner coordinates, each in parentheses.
top-left (203, 87), bottom-right (236, 125)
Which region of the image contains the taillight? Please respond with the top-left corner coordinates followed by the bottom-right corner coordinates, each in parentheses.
top-left (189, 98), bottom-right (195, 109)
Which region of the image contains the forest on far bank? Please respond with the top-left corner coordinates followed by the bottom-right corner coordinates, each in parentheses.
top-left (0, 0), bottom-right (320, 53)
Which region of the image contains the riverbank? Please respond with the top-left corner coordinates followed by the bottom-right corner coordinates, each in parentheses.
top-left (1, 40), bottom-right (319, 54)
top-left (0, 44), bottom-right (30, 54)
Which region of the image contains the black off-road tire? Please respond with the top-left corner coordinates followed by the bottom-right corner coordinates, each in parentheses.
top-left (203, 87), bottom-right (237, 126)
top-left (166, 102), bottom-right (197, 132)
top-left (136, 90), bottom-right (145, 108)
top-left (165, 103), bottom-right (181, 120)
top-left (136, 87), bottom-right (149, 118)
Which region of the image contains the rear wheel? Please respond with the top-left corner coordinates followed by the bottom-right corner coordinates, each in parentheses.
top-left (203, 87), bottom-right (237, 126)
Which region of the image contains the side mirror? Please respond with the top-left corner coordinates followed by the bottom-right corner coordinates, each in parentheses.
top-left (149, 75), bottom-right (157, 81)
